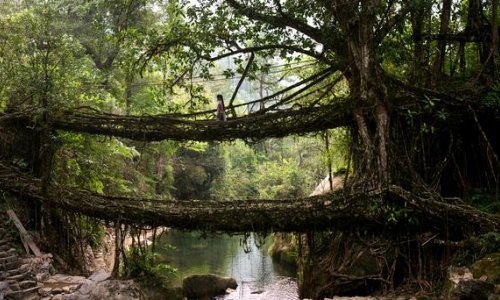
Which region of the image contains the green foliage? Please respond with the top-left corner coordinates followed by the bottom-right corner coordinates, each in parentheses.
top-left (125, 248), bottom-right (177, 288)
top-left (211, 140), bottom-right (258, 200)
top-left (268, 233), bottom-right (298, 265)
top-left (321, 129), bottom-right (350, 173)
top-left (467, 188), bottom-right (500, 214)
top-left (453, 232), bottom-right (500, 265)
top-left (53, 133), bottom-right (144, 195)
top-left (173, 143), bottom-right (224, 200)
top-left (483, 84), bottom-right (500, 105)
top-left (75, 216), bottom-right (105, 249)
top-left (211, 133), bottom-right (346, 200)
top-left (1, 0), bottom-right (352, 205)
top-left (0, 3), bottom-right (104, 110)
top-left (256, 158), bottom-right (309, 199)
top-left (385, 205), bottom-right (419, 226)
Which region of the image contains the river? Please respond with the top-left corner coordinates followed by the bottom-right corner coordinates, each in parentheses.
top-left (157, 230), bottom-right (299, 299)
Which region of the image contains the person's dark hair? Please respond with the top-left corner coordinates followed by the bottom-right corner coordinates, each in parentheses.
top-left (216, 94), bottom-right (225, 110)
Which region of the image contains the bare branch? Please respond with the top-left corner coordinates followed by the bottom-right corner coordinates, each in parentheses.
top-left (203, 44), bottom-right (330, 64)
top-left (182, 66), bottom-right (338, 117)
top-left (261, 69), bottom-right (334, 113)
top-left (228, 52), bottom-right (255, 117)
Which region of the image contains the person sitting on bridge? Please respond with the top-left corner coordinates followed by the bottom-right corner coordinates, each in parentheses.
top-left (216, 94), bottom-right (226, 121)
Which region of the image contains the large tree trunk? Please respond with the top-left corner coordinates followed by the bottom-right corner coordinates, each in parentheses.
top-left (340, 0), bottom-right (390, 187)
top-left (466, 0), bottom-right (490, 63)
top-left (411, 1), bottom-right (427, 81)
top-left (492, 0), bottom-right (499, 70)
top-left (433, 0), bottom-right (452, 75)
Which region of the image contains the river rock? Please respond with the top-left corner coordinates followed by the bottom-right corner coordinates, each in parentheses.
top-left (88, 271), bottom-right (111, 282)
top-left (39, 286), bottom-right (54, 296)
top-left (77, 282), bottom-right (95, 295)
top-left (445, 266), bottom-right (495, 299)
top-left (326, 297), bottom-right (416, 300)
top-left (471, 252), bottom-right (500, 284)
top-left (39, 273), bottom-right (144, 300)
top-left (87, 279), bottom-right (143, 300)
top-left (44, 274), bottom-right (91, 286)
top-left (182, 274), bottom-right (237, 299)
top-left (448, 279), bottom-right (495, 299)
top-left (62, 295), bottom-right (81, 300)
top-left (0, 281), bottom-right (11, 299)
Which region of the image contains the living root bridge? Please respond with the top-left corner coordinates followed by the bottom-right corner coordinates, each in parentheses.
top-left (0, 160), bottom-right (498, 233)
top-left (2, 93), bottom-right (499, 143)
top-left (2, 102), bottom-right (353, 142)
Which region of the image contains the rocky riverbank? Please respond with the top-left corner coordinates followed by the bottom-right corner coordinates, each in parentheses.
top-left (0, 213), bottom-right (161, 300)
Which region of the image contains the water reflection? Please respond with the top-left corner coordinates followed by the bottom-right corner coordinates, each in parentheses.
top-left (157, 230), bottom-right (298, 300)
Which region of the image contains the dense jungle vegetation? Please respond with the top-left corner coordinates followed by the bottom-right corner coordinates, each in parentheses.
top-left (0, 0), bottom-right (499, 298)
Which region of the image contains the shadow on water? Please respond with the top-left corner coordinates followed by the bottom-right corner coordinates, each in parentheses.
top-left (156, 230), bottom-right (299, 300)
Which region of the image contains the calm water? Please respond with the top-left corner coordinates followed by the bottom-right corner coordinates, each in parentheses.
top-left (157, 230), bottom-right (299, 300)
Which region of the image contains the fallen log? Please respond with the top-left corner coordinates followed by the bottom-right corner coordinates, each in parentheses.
top-left (5, 209), bottom-right (42, 257)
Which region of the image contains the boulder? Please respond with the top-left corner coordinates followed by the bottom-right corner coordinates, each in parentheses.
top-left (470, 252), bottom-right (500, 284)
top-left (445, 266), bottom-right (495, 300)
top-left (88, 280), bottom-right (143, 300)
top-left (182, 274), bottom-right (237, 300)
top-left (88, 271), bottom-right (111, 283)
top-left (448, 279), bottom-right (495, 300)
top-left (0, 281), bottom-right (11, 300)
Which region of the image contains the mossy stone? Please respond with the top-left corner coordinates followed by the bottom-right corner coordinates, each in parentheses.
top-left (471, 252), bottom-right (500, 284)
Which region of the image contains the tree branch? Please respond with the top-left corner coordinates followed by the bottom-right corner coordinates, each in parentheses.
top-left (225, 0), bottom-right (336, 49)
top-left (226, 0), bottom-right (320, 38)
top-left (248, 67), bottom-right (334, 112)
top-left (421, 32), bottom-right (481, 43)
top-left (375, 2), bottom-right (414, 45)
top-left (260, 69), bottom-right (334, 113)
top-left (83, 44), bottom-right (119, 71)
top-left (203, 44), bottom-right (330, 64)
top-left (228, 52), bottom-right (255, 117)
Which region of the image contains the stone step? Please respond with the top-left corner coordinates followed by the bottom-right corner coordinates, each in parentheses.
top-left (18, 280), bottom-right (38, 290)
top-left (7, 280), bottom-right (37, 291)
top-left (0, 248), bottom-right (17, 258)
top-left (0, 230), bottom-right (9, 239)
top-left (0, 259), bottom-right (20, 271)
top-left (0, 254), bottom-right (18, 265)
top-left (0, 237), bottom-right (14, 244)
top-left (0, 214), bottom-right (43, 300)
top-left (0, 244), bottom-right (13, 252)
top-left (4, 270), bottom-right (32, 281)
top-left (5, 283), bottom-right (41, 300)
top-left (0, 237), bottom-right (9, 244)
top-left (0, 239), bottom-right (13, 246)
top-left (0, 265), bottom-right (30, 280)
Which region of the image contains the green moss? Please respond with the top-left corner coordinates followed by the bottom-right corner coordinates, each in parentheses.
top-left (453, 232), bottom-right (500, 265)
top-left (471, 252), bottom-right (500, 284)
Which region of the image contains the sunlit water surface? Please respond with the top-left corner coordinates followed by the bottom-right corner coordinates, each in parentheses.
top-left (157, 230), bottom-right (299, 300)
